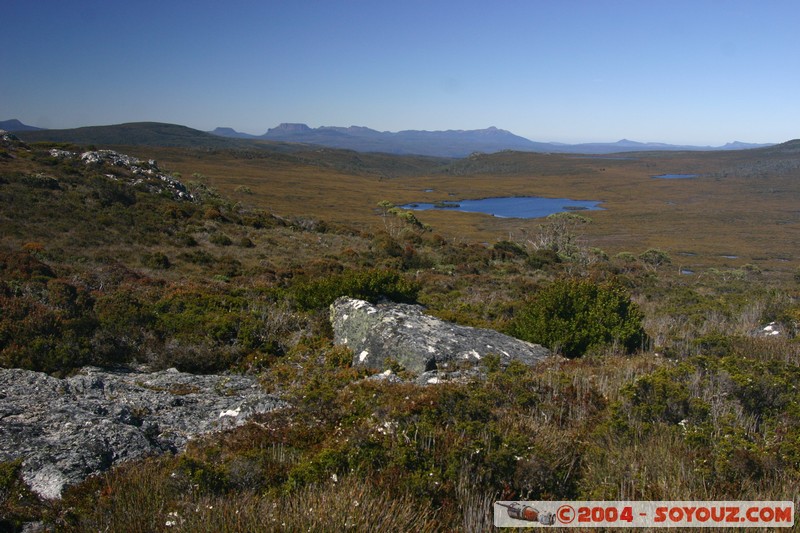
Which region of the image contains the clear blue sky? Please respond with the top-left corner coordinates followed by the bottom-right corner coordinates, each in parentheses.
top-left (2, 0), bottom-right (798, 145)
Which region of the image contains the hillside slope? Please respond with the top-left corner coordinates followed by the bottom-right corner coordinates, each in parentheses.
top-left (17, 122), bottom-right (249, 149)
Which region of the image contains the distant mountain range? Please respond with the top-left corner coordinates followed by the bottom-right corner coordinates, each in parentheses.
top-left (4, 118), bottom-right (775, 157)
top-left (211, 123), bottom-right (774, 156)
top-left (210, 124), bottom-right (549, 157)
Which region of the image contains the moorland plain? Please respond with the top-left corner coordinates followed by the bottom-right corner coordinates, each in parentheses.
top-left (123, 142), bottom-right (800, 276)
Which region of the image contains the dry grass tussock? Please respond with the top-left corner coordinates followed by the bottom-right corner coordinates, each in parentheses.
top-left (65, 459), bottom-right (440, 532)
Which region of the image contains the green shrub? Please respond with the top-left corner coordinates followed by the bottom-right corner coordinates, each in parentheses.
top-left (604, 355), bottom-right (800, 491)
top-left (638, 248), bottom-right (671, 269)
top-left (90, 176), bottom-right (136, 206)
top-left (617, 360), bottom-right (707, 428)
top-left (174, 232), bottom-right (198, 247)
top-left (94, 288), bottom-right (154, 337)
top-left (526, 248), bottom-right (561, 270)
top-left (0, 458), bottom-right (39, 531)
top-left (21, 174), bottom-right (61, 190)
top-left (179, 250), bottom-right (214, 265)
top-left (0, 276), bottom-right (102, 374)
top-left (492, 240), bottom-right (527, 260)
top-left (176, 456), bottom-right (230, 495)
top-left (292, 269), bottom-right (419, 311)
top-left (692, 332), bottom-right (733, 356)
top-left (508, 278), bottom-right (646, 357)
top-left (209, 233), bottom-right (232, 246)
top-left (154, 288), bottom-right (253, 347)
top-left (141, 252), bottom-right (170, 269)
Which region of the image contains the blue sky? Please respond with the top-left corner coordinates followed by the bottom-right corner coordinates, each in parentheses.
top-left (2, 1), bottom-right (798, 145)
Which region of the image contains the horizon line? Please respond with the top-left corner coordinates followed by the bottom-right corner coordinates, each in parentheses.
top-left (1, 117), bottom-right (784, 147)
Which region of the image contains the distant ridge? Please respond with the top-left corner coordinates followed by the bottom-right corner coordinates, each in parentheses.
top-left (212, 123), bottom-right (774, 156)
top-left (16, 122), bottom-right (248, 148)
top-left (210, 127), bottom-right (257, 139)
top-left (764, 138), bottom-right (800, 154)
top-left (0, 119), bottom-right (43, 132)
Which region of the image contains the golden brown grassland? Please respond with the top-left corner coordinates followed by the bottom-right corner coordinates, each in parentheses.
top-left (129, 143), bottom-right (800, 276)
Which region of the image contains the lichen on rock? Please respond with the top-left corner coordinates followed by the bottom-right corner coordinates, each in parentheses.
top-left (0, 366), bottom-right (286, 499)
top-left (331, 297), bottom-right (550, 375)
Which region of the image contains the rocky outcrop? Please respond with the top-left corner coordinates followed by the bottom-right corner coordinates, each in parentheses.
top-left (0, 367), bottom-right (285, 499)
top-left (48, 148), bottom-right (193, 201)
top-left (1, 130), bottom-right (25, 149)
top-left (331, 297), bottom-right (550, 375)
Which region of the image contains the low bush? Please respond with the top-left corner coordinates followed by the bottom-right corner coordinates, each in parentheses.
top-left (0, 275), bottom-right (101, 374)
top-left (508, 278), bottom-right (646, 357)
top-left (588, 354), bottom-right (800, 497)
top-left (141, 252), bottom-right (170, 269)
top-left (292, 268), bottom-right (419, 311)
top-left (526, 248), bottom-right (561, 270)
top-left (209, 233), bottom-right (232, 246)
top-left (0, 459), bottom-right (39, 531)
top-left (491, 240), bottom-right (528, 260)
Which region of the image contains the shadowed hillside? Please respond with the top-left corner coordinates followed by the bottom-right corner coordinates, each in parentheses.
top-left (17, 122), bottom-right (250, 148)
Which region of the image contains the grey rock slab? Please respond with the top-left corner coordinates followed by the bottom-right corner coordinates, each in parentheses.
top-left (0, 366), bottom-right (286, 499)
top-left (331, 297), bottom-right (550, 375)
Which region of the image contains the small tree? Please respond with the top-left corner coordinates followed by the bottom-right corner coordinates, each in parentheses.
top-left (523, 212), bottom-right (591, 263)
top-left (377, 200), bottom-right (431, 238)
top-left (508, 278), bottom-right (646, 358)
top-left (638, 249), bottom-right (671, 271)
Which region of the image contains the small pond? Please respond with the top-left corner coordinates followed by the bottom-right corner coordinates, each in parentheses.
top-left (652, 174), bottom-right (699, 179)
top-left (402, 196), bottom-right (603, 219)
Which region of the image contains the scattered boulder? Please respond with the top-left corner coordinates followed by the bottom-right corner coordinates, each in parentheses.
top-left (331, 297), bottom-right (550, 375)
top-left (754, 321), bottom-right (784, 337)
top-left (0, 366), bottom-right (286, 499)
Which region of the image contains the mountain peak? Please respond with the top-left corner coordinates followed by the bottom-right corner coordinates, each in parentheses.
top-left (268, 123), bottom-right (312, 134)
top-left (0, 119), bottom-right (43, 132)
top-left (210, 126), bottom-right (256, 139)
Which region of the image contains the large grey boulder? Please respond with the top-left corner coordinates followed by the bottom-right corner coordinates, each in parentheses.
top-left (0, 367), bottom-right (286, 499)
top-left (331, 297), bottom-right (550, 375)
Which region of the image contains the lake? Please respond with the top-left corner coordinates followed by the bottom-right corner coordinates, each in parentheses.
top-left (402, 196), bottom-right (603, 219)
top-left (652, 174), bottom-right (698, 179)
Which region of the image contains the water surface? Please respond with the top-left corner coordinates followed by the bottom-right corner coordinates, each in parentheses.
top-left (403, 196), bottom-right (603, 219)
top-left (652, 174), bottom-right (698, 179)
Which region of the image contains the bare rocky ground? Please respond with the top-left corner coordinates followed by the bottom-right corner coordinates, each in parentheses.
top-left (0, 366), bottom-right (286, 499)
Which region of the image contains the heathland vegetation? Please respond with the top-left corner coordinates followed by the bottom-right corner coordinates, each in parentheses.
top-left (2, 127), bottom-right (800, 530)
